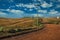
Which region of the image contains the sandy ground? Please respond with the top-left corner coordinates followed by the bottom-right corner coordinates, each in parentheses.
top-left (1, 24), bottom-right (60, 40)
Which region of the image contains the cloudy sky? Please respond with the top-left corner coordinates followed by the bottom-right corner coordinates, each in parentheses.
top-left (0, 0), bottom-right (60, 18)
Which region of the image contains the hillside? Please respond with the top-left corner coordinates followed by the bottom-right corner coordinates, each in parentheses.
top-left (0, 18), bottom-right (60, 27)
top-left (0, 18), bottom-right (60, 40)
top-left (0, 18), bottom-right (44, 38)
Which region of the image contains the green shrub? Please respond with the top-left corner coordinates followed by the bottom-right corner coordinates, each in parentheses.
top-left (15, 28), bottom-right (23, 32)
top-left (0, 26), bottom-right (4, 32)
top-left (8, 29), bottom-right (16, 33)
top-left (48, 20), bottom-right (60, 24)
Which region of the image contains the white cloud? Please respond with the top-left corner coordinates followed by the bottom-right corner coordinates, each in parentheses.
top-left (16, 3), bottom-right (36, 8)
top-left (33, 0), bottom-right (42, 2)
top-left (29, 9), bottom-right (33, 11)
top-left (0, 11), bottom-right (7, 17)
top-left (6, 9), bottom-right (10, 11)
top-left (0, 9), bottom-right (25, 18)
top-left (9, 0), bottom-right (14, 2)
top-left (49, 10), bottom-right (59, 14)
top-left (10, 9), bottom-right (24, 14)
top-left (38, 10), bottom-right (47, 13)
top-left (7, 0), bottom-right (14, 3)
top-left (38, 0), bottom-right (41, 1)
top-left (6, 9), bottom-right (25, 14)
top-left (58, 0), bottom-right (60, 2)
top-left (16, 3), bottom-right (24, 7)
top-left (56, 5), bottom-right (60, 8)
top-left (0, 0), bottom-right (2, 1)
top-left (0, 12), bottom-right (7, 15)
top-left (41, 1), bottom-right (53, 8)
top-left (24, 4), bottom-right (35, 8)
top-left (32, 14), bottom-right (43, 17)
top-left (24, 8), bottom-right (27, 11)
top-left (0, 9), bottom-right (25, 14)
top-left (57, 16), bottom-right (60, 19)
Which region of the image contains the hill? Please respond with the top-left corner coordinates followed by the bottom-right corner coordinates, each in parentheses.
top-left (0, 18), bottom-right (44, 38)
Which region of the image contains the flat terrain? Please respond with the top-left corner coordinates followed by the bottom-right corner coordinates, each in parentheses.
top-left (1, 24), bottom-right (60, 40)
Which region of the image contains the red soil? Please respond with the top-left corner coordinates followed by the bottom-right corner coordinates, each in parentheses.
top-left (2, 24), bottom-right (60, 40)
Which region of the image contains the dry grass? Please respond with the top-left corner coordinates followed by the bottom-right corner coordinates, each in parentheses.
top-left (0, 18), bottom-right (44, 38)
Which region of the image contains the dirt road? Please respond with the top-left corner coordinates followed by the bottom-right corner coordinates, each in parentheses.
top-left (1, 24), bottom-right (60, 40)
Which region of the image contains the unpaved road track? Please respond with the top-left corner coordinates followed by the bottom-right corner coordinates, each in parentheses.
top-left (1, 24), bottom-right (60, 40)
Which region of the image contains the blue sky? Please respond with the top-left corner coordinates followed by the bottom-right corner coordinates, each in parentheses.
top-left (0, 0), bottom-right (60, 18)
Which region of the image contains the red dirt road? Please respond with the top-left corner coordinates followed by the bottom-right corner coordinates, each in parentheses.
top-left (1, 24), bottom-right (60, 40)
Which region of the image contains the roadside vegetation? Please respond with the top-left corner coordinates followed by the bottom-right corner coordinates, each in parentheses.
top-left (48, 20), bottom-right (60, 24)
top-left (0, 17), bottom-right (60, 38)
top-left (0, 17), bottom-right (44, 37)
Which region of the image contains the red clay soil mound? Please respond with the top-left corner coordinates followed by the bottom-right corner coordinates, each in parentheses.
top-left (1, 24), bottom-right (60, 40)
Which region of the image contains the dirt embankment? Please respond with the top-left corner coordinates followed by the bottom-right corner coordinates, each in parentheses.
top-left (1, 24), bottom-right (60, 40)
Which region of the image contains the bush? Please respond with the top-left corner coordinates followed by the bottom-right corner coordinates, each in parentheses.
top-left (8, 29), bottom-right (16, 33)
top-left (0, 26), bottom-right (4, 32)
top-left (48, 20), bottom-right (60, 24)
top-left (48, 20), bottom-right (54, 24)
top-left (15, 29), bottom-right (23, 32)
top-left (22, 28), bottom-right (32, 31)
